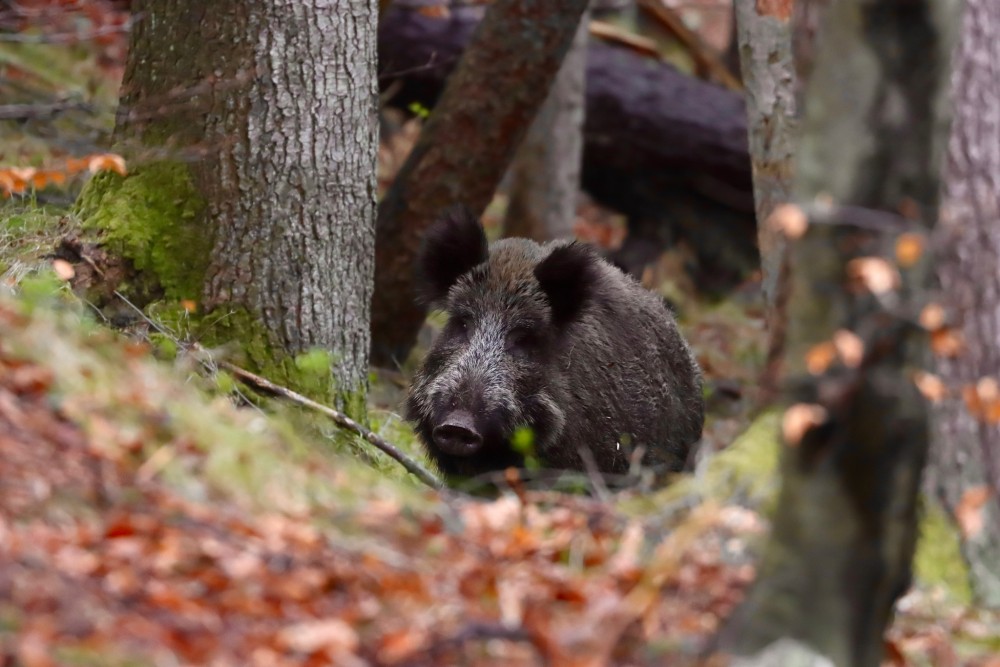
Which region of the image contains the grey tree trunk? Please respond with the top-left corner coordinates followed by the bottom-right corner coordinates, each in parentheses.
top-left (929, 0), bottom-right (1000, 606)
top-left (502, 7), bottom-right (589, 242)
top-left (721, 0), bottom-right (960, 664)
top-left (733, 0), bottom-right (796, 326)
top-left (81, 0), bottom-right (378, 411)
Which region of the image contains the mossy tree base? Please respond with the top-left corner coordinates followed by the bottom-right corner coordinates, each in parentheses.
top-left (67, 0), bottom-right (378, 417)
top-left (71, 166), bottom-right (364, 416)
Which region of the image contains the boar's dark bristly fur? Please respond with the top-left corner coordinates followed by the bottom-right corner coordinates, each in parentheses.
top-left (406, 207), bottom-right (704, 483)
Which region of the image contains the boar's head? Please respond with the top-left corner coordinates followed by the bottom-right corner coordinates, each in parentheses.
top-left (405, 206), bottom-right (599, 480)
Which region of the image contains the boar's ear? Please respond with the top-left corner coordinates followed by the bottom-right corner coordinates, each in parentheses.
top-left (534, 242), bottom-right (600, 326)
top-left (416, 206), bottom-right (489, 303)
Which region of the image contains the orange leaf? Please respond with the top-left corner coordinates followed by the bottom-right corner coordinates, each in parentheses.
top-left (417, 5), bottom-right (450, 18)
top-left (9, 167), bottom-right (37, 182)
top-left (276, 619), bottom-right (359, 654)
top-left (65, 157), bottom-right (90, 174)
top-left (0, 171), bottom-right (16, 195)
top-left (805, 341), bottom-right (837, 375)
top-left (919, 303), bottom-right (946, 331)
top-left (87, 153), bottom-right (127, 176)
top-left (966, 377), bottom-right (1000, 423)
top-left (782, 403), bottom-right (827, 446)
top-left (895, 233), bottom-right (925, 268)
top-left (955, 486), bottom-right (992, 539)
top-left (767, 204), bottom-right (808, 239)
top-left (913, 371), bottom-right (947, 403)
top-left (0, 169), bottom-right (27, 194)
top-left (832, 329), bottom-right (864, 368)
top-left (847, 257), bottom-right (900, 295)
top-left (930, 328), bottom-right (964, 358)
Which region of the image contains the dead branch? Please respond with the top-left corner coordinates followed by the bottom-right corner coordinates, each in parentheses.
top-left (637, 0), bottom-right (742, 90)
top-left (205, 354), bottom-right (444, 490)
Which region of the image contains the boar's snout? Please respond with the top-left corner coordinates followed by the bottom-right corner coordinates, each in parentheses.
top-left (432, 411), bottom-right (483, 457)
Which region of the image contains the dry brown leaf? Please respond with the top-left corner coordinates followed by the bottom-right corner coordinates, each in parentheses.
top-left (930, 327), bottom-right (964, 358)
top-left (416, 5), bottom-right (450, 18)
top-left (847, 257), bottom-right (900, 294)
top-left (87, 153), bottom-right (127, 176)
top-left (965, 377), bottom-right (1000, 423)
top-left (767, 203), bottom-right (808, 239)
top-left (895, 233), bottom-right (925, 268)
top-left (782, 403), bottom-right (828, 446)
top-left (805, 341), bottom-right (837, 375)
top-left (377, 628), bottom-right (427, 664)
top-left (977, 377), bottom-right (1000, 402)
top-left (919, 303), bottom-right (946, 331)
top-left (276, 618), bottom-right (359, 654)
top-left (913, 371), bottom-right (948, 402)
top-left (833, 329), bottom-right (864, 368)
top-left (955, 486), bottom-right (992, 539)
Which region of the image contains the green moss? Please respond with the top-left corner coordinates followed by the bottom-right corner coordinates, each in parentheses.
top-left (146, 302), bottom-right (367, 412)
top-left (914, 497), bottom-right (973, 603)
top-left (75, 163), bottom-right (208, 300)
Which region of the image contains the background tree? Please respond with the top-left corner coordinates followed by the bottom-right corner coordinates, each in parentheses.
top-left (75, 0), bottom-right (379, 411)
top-left (721, 0), bottom-right (959, 664)
top-left (929, 0), bottom-right (1000, 606)
top-left (370, 0), bottom-right (592, 368)
top-left (502, 5), bottom-right (589, 242)
top-left (733, 0), bottom-right (796, 323)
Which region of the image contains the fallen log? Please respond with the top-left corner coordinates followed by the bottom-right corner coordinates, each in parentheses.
top-left (378, 3), bottom-right (759, 288)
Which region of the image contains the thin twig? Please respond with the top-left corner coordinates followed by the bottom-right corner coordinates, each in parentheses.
top-left (0, 101), bottom-right (92, 120)
top-left (0, 21), bottom-right (132, 43)
top-left (205, 354), bottom-right (443, 490)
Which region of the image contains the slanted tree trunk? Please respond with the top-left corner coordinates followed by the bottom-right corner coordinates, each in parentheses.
top-left (721, 0), bottom-right (959, 664)
top-left (502, 6), bottom-right (589, 242)
top-left (733, 0), bottom-right (796, 323)
top-left (929, 0), bottom-right (1000, 606)
top-left (370, 0), bottom-right (592, 368)
top-left (377, 4), bottom-right (756, 297)
top-left (76, 0), bottom-right (378, 411)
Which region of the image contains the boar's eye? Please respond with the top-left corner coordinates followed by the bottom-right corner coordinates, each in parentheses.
top-left (505, 326), bottom-right (538, 354)
top-left (447, 314), bottom-right (472, 340)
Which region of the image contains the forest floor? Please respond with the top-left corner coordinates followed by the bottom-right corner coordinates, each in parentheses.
top-left (3, 282), bottom-right (998, 666)
top-left (2, 2), bottom-right (999, 665)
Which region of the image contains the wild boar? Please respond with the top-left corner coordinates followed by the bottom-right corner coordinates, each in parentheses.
top-left (406, 207), bottom-right (704, 484)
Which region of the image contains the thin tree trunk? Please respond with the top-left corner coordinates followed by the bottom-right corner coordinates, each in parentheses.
top-left (733, 0), bottom-right (796, 326)
top-left (721, 0), bottom-right (959, 663)
top-left (502, 7), bottom-right (589, 242)
top-left (370, 0), bottom-right (591, 368)
top-left (78, 0), bottom-right (378, 411)
top-left (929, 0), bottom-right (1000, 606)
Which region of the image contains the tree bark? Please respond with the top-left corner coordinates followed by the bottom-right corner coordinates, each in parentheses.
top-left (929, 0), bottom-right (1000, 606)
top-left (721, 0), bottom-right (959, 664)
top-left (733, 0), bottom-right (796, 321)
top-left (78, 0), bottom-right (378, 410)
top-left (371, 0), bottom-right (624, 368)
top-left (502, 6), bottom-right (589, 242)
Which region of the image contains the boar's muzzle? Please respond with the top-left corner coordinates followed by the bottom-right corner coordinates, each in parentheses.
top-left (432, 410), bottom-right (483, 456)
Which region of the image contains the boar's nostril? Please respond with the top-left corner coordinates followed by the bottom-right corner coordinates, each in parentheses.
top-left (432, 411), bottom-right (483, 456)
